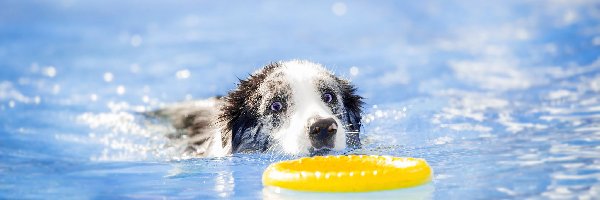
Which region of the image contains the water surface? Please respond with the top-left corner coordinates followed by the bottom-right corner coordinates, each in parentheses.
top-left (1, 1), bottom-right (600, 199)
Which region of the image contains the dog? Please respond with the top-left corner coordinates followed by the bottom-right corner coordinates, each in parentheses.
top-left (151, 60), bottom-right (363, 157)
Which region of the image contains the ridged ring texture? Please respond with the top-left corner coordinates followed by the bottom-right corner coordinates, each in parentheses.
top-left (262, 155), bottom-right (433, 192)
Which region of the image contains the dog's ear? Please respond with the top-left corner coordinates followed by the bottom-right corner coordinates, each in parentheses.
top-left (336, 78), bottom-right (364, 148)
top-left (219, 63), bottom-right (280, 151)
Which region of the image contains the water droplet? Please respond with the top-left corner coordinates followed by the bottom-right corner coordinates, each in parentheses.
top-left (45, 66), bottom-right (57, 77)
top-left (116, 85), bottom-right (126, 95)
top-left (176, 69), bottom-right (191, 79)
top-left (103, 72), bottom-right (114, 82)
top-left (332, 2), bottom-right (347, 16)
top-left (52, 84), bottom-right (61, 94)
top-left (90, 94), bottom-right (98, 101)
top-left (562, 9), bottom-right (577, 25)
top-left (30, 63), bottom-right (39, 73)
top-left (130, 35), bottom-right (143, 47)
top-left (142, 95), bottom-right (149, 103)
top-left (349, 66), bottom-right (359, 76)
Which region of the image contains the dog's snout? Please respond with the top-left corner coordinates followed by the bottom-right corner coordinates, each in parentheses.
top-left (308, 117), bottom-right (337, 150)
top-left (309, 117), bottom-right (337, 136)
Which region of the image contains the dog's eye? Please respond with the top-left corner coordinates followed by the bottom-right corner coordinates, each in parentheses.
top-left (322, 93), bottom-right (334, 103)
top-left (270, 101), bottom-right (284, 112)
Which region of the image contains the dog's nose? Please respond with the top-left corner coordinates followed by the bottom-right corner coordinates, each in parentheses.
top-left (308, 117), bottom-right (338, 150)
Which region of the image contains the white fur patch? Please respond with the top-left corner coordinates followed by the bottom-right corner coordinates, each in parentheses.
top-left (270, 60), bottom-right (347, 154)
top-left (206, 128), bottom-right (229, 157)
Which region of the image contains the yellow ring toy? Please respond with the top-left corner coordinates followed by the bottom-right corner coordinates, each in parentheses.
top-left (262, 155), bottom-right (433, 192)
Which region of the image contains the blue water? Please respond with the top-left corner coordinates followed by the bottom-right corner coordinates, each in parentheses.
top-left (1, 1), bottom-right (600, 199)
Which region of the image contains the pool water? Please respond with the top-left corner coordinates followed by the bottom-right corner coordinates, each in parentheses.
top-left (1, 1), bottom-right (600, 199)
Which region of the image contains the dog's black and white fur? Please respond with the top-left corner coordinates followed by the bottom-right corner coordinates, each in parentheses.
top-left (152, 60), bottom-right (363, 157)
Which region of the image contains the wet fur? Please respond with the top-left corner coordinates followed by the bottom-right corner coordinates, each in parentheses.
top-left (150, 61), bottom-right (364, 157)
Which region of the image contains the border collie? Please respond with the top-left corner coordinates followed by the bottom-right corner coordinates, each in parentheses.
top-left (152, 60), bottom-right (363, 157)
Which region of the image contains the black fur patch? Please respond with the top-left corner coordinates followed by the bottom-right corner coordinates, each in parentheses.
top-left (336, 77), bottom-right (364, 148)
top-left (218, 62), bottom-right (281, 152)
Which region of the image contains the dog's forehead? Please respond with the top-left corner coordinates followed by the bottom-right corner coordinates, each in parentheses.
top-left (266, 61), bottom-right (335, 86)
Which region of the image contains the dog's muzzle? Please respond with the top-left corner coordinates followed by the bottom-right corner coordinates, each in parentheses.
top-left (307, 117), bottom-right (337, 154)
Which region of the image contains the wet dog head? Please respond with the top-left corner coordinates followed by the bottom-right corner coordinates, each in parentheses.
top-left (219, 60), bottom-right (363, 155)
